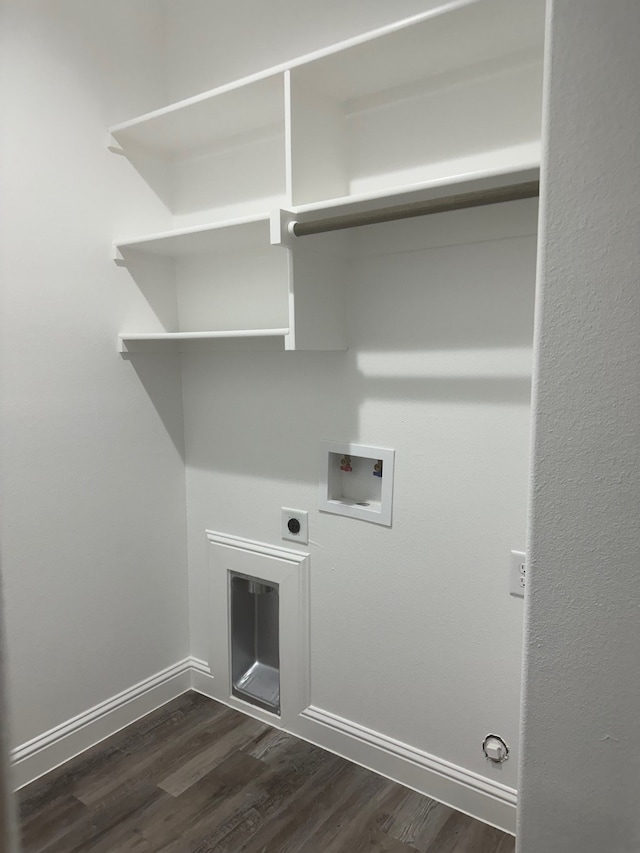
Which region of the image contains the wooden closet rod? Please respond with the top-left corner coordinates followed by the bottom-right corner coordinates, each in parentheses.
top-left (290, 180), bottom-right (540, 237)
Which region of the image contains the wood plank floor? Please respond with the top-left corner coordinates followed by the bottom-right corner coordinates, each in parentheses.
top-left (18, 692), bottom-right (515, 853)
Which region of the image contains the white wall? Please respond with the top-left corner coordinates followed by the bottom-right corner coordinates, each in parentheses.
top-left (0, 0), bottom-right (189, 748)
top-left (518, 2), bottom-right (640, 850)
top-left (163, 0), bottom-right (450, 100)
top-left (184, 211), bottom-right (535, 792)
top-left (186, 219), bottom-right (535, 784)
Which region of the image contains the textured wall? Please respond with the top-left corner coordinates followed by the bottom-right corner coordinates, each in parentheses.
top-left (0, 0), bottom-right (189, 747)
top-left (518, 1), bottom-right (640, 850)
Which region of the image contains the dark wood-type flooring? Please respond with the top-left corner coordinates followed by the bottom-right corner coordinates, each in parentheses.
top-left (18, 692), bottom-right (516, 852)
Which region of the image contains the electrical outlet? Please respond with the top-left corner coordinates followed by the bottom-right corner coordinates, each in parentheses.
top-left (509, 550), bottom-right (526, 598)
top-left (281, 508), bottom-right (308, 545)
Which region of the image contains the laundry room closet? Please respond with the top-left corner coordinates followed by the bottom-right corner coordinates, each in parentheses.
top-left (1, 0), bottom-right (545, 837)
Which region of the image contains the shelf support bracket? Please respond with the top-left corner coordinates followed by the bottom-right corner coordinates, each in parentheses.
top-left (112, 245), bottom-right (127, 266)
top-left (270, 209), bottom-right (296, 248)
top-left (106, 134), bottom-right (125, 156)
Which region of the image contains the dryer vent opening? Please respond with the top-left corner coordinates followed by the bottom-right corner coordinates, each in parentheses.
top-left (230, 573), bottom-right (280, 714)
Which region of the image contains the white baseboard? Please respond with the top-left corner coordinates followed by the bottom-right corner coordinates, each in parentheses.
top-left (189, 668), bottom-right (516, 835)
top-left (11, 657), bottom-right (198, 790)
top-left (12, 658), bottom-right (517, 835)
top-left (189, 657), bottom-right (211, 678)
top-left (296, 706), bottom-right (517, 835)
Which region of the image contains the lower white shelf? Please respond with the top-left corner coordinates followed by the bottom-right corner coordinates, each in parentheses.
top-left (118, 328), bottom-right (290, 353)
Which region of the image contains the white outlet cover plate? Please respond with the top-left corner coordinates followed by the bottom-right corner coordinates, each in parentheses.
top-left (509, 550), bottom-right (526, 597)
top-left (281, 508), bottom-right (308, 545)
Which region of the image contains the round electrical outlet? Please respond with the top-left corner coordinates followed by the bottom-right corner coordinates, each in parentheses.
top-left (281, 508), bottom-right (308, 544)
top-left (287, 517), bottom-right (301, 535)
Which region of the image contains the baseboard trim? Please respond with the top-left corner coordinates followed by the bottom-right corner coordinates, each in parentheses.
top-left (295, 705), bottom-right (517, 835)
top-left (301, 705), bottom-right (516, 807)
top-left (12, 659), bottom-right (517, 834)
top-left (189, 671), bottom-right (517, 834)
top-left (189, 657), bottom-right (211, 678)
top-left (11, 657), bottom-right (198, 790)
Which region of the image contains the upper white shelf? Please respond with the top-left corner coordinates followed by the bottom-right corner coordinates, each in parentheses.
top-left (109, 0), bottom-right (544, 224)
top-left (108, 0), bottom-right (544, 158)
top-left (286, 0), bottom-right (544, 208)
top-left (109, 74), bottom-right (285, 156)
top-left (293, 0), bottom-right (544, 103)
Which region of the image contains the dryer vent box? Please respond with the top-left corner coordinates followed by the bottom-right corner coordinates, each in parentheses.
top-left (319, 441), bottom-right (394, 526)
top-left (230, 573), bottom-right (280, 714)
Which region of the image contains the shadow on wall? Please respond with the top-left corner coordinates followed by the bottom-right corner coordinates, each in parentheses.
top-left (122, 200), bottom-right (537, 483)
top-left (120, 352), bottom-right (186, 460)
